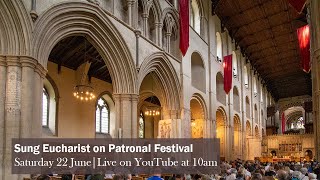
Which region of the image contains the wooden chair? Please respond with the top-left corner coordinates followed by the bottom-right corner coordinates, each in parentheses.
top-left (23, 178), bottom-right (31, 180)
top-left (132, 176), bottom-right (144, 180)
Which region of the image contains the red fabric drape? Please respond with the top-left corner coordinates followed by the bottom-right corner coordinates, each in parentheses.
top-left (288, 0), bottom-right (307, 13)
top-left (179, 0), bottom-right (189, 56)
top-left (223, 55), bottom-right (232, 94)
top-left (282, 112), bottom-right (285, 133)
top-left (297, 25), bottom-right (310, 73)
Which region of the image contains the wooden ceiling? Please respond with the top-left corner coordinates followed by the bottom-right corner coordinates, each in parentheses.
top-left (212, 0), bottom-right (311, 100)
top-left (49, 36), bottom-right (112, 83)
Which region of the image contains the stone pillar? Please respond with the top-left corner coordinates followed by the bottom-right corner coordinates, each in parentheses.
top-left (131, 94), bottom-right (138, 138)
top-left (0, 55), bottom-right (46, 180)
top-left (142, 13), bottom-right (148, 37)
top-left (114, 94), bottom-right (139, 138)
top-left (20, 57), bottom-right (36, 138)
top-left (156, 22), bottom-right (162, 46)
top-left (165, 32), bottom-right (172, 52)
top-left (127, 0), bottom-right (135, 26)
top-left (0, 56), bottom-right (6, 180)
top-left (310, 0), bottom-right (320, 160)
top-left (180, 107), bottom-right (191, 138)
top-left (4, 56), bottom-right (21, 180)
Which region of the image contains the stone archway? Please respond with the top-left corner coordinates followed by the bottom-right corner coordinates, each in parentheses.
top-left (138, 52), bottom-right (181, 120)
top-left (216, 107), bottom-right (227, 160)
top-left (32, 2), bottom-right (137, 95)
top-left (233, 114), bottom-right (241, 159)
top-left (190, 93), bottom-right (207, 138)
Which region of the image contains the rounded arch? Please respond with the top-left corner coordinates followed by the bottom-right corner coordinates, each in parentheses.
top-left (216, 106), bottom-right (227, 159)
top-left (0, 0), bottom-right (32, 55)
top-left (191, 51), bottom-right (206, 92)
top-left (216, 72), bottom-right (226, 105)
top-left (216, 106), bottom-right (227, 125)
top-left (32, 2), bottom-right (137, 94)
top-left (138, 52), bottom-right (180, 115)
top-left (233, 114), bottom-right (241, 159)
top-left (190, 93), bottom-right (208, 120)
top-left (233, 86), bottom-right (240, 112)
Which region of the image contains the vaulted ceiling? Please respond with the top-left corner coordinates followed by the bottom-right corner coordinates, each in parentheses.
top-left (212, 0), bottom-right (311, 100)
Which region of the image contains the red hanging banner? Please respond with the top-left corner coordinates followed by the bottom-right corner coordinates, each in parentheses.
top-left (223, 55), bottom-right (232, 94)
top-left (179, 0), bottom-right (189, 56)
top-left (297, 25), bottom-right (310, 73)
top-left (288, 0), bottom-right (307, 13)
top-left (281, 112), bottom-right (286, 133)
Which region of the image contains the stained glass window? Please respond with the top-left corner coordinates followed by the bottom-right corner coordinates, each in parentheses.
top-left (139, 112), bottom-right (144, 138)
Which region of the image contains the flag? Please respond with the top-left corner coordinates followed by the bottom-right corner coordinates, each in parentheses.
top-left (179, 0), bottom-right (189, 56)
top-left (297, 25), bottom-right (310, 73)
top-left (288, 0), bottom-right (307, 13)
top-left (223, 55), bottom-right (232, 94)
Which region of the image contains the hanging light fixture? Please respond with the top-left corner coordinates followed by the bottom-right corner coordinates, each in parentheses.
top-left (73, 37), bottom-right (95, 101)
top-left (144, 73), bottom-right (160, 116)
top-left (73, 85), bottom-right (95, 101)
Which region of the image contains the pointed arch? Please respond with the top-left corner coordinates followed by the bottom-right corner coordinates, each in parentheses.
top-left (32, 2), bottom-right (137, 94)
top-left (0, 0), bottom-right (32, 55)
top-left (246, 120), bottom-right (251, 136)
top-left (138, 52), bottom-right (180, 116)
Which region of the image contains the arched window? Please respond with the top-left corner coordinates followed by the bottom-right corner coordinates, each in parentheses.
top-left (244, 65), bottom-right (249, 88)
top-left (42, 88), bottom-right (49, 127)
top-left (253, 77), bottom-right (258, 97)
top-left (216, 32), bottom-right (222, 62)
top-left (139, 112), bottom-right (145, 138)
top-left (191, 0), bottom-right (200, 34)
top-left (96, 97), bottom-right (110, 134)
top-left (232, 51), bottom-right (237, 78)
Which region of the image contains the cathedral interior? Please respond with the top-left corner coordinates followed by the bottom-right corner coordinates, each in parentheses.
top-left (0, 0), bottom-right (320, 179)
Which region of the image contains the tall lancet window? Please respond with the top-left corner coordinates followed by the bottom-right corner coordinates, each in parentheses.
top-left (139, 112), bottom-right (145, 138)
top-left (96, 97), bottom-right (110, 134)
top-left (42, 88), bottom-right (49, 127)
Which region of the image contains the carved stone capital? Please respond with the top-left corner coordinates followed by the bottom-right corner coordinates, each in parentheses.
top-left (20, 56), bottom-right (37, 68)
top-left (6, 56), bottom-right (20, 66)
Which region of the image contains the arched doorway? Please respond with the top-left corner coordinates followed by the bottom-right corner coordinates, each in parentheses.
top-left (138, 73), bottom-right (163, 138)
top-left (46, 36), bottom-right (116, 138)
top-left (190, 95), bottom-right (206, 138)
top-left (233, 114), bottom-right (241, 159)
top-left (216, 107), bottom-right (227, 160)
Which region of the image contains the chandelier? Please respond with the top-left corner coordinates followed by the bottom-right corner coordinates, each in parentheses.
top-left (73, 85), bottom-right (95, 101)
top-left (144, 106), bottom-right (160, 116)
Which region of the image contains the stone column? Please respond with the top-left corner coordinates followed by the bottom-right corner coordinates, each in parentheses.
top-left (127, 0), bottom-right (135, 26)
top-left (155, 22), bottom-right (161, 46)
top-left (142, 13), bottom-right (148, 37)
top-left (165, 32), bottom-right (172, 52)
top-left (310, 0), bottom-right (320, 160)
top-left (20, 57), bottom-right (36, 138)
top-left (131, 94), bottom-right (138, 138)
top-left (3, 56), bottom-right (21, 180)
top-left (114, 94), bottom-right (139, 138)
top-left (0, 56), bottom-right (6, 180)
top-left (180, 107), bottom-right (191, 138)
